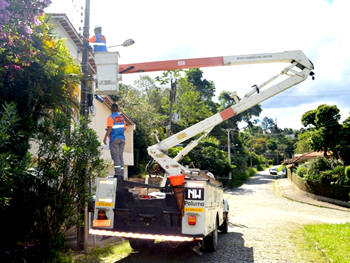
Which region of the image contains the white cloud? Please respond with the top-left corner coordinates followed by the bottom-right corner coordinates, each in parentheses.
top-left (46, 0), bottom-right (350, 129)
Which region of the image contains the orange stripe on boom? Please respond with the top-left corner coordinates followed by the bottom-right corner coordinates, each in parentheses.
top-left (119, 56), bottom-right (224, 74)
top-left (220, 108), bottom-right (235, 121)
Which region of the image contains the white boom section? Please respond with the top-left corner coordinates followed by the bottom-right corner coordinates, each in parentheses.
top-left (147, 50), bottom-right (314, 177)
top-left (173, 127), bottom-right (214, 162)
top-left (222, 50), bottom-right (313, 68)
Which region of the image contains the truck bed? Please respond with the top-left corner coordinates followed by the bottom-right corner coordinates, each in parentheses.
top-left (112, 180), bottom-right (183, 236)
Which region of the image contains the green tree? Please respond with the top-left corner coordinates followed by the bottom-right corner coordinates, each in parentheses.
top-left (251, 137), bottom-right (267, 155)
top-left (295, 131), bottom-right (313, 154)
top-left (336, 116), bottom-right (350, 165)
top-left (0, 2), bottom-right (100, 260)
top-left (0, 14), bottom-right (80, 156)
top-left (186, 68), bottom-right (215, 102)
top-left (218, 91), bottom-right (262, 128)
top-left (135, 76), bottom-right (165, 113)
top-left (118, 81), bottom-right (168, 174)
top-left (173, 78), bottom-right (212, 128)
top-left (187, 137), bottom-right (233, 179)
top-left (266, 139), bottom-right (278, 152)
top-left (301, 104), bottom-right (341, 157)
top-left (245, 124), bottom-right (264, 135)
top-left (214, 91), bottom-right (262, 153)
top-left (261, 117), bottom-right (278, 133)
top-left (279, 135), bottom-right (295, 159)
top-left (301, 109), bottom-right (316, 127)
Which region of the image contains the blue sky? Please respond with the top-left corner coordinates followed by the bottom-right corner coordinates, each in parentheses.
top-left (47, 0), bottom-right (350, 129)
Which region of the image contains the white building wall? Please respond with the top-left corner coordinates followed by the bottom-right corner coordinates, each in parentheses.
top-left (50, 20), bottom-right (81, 62)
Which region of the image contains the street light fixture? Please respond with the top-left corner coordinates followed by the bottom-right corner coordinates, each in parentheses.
top-left (108, 38), bottom-right (135, 49)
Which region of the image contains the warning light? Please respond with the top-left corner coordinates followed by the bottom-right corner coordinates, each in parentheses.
top-left (97, 209), bottom-right (108, 220)
top-left (188, 215), bottom-right (196, 225)
top-left (139, 195), bottom-right (150, 199)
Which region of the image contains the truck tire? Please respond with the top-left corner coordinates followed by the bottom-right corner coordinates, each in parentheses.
top-left (220, 212), bottom-right (228, 234)
top-left (128, 239), bottom-right (153, 252)
top-left (202, 222), bottom-right (218, 252)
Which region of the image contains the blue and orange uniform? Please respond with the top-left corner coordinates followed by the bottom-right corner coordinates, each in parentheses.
top-left (107, 112), bottom-right (125, 142)
top-left (107, 112), bottom-right (125, 177)
top-left (89, 33), bottom-right (107, 52)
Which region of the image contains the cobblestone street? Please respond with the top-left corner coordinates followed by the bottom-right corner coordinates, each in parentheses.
top-left (116, 171), bottom-right (350, 263)
top-left (225, 171), bottom-right (349, 262)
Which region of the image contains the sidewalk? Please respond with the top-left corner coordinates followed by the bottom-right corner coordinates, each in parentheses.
top-left (65, 233), bottom-right (123, 251)
top-left (277, 178), bottom-right (350, 212)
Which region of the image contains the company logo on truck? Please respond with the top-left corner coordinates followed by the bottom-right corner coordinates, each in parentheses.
top-left (185, 188), bottom-right (204, 200)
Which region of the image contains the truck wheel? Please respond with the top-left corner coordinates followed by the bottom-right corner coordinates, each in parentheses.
top-left (220, 213), bottom-right (228, 234)
top-left (202, 223), bottom-right (218, 252)
top-left (128, 239), bottom-right (153, 252)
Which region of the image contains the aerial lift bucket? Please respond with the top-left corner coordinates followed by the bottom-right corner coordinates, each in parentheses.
top-left (168, 174), bottom-right (185, 216)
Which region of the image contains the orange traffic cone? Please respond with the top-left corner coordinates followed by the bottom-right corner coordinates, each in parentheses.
top-left (168, 174), bottom-right (185, 216)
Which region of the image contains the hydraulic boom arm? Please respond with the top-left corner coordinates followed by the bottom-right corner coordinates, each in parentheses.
top-left (120, 50), bottom-right (314, 178)
top-left (119, 50), bottom-right (313, 74)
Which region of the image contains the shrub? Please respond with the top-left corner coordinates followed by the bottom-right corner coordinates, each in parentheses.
top-left (296, 166), bottom-right (308, 178)
top-left (250, 152), bottom-right (268, 167)
top-left (0, 112), bottom-right (106, 262)
top-left (226, 167), bottom-right (257, 188)
top-left (188, 138), bottom-right (233, 180)
top-left (227, 170), bottom-right (249, 188)
top-left (308, 157), bottom-right (332, 175)
top-left (317, 165), bottom-right (345, 184)
top-left (246, 167), bottom-right (257, 177)
top-left (294, 158), bottom-right (349, 185)
top-left (0, 103), bottom-right (29, 210)
top-left (328, 158), bottom-right (344, 168)
top-left (319, 170), bottom-right (334, 184)
top-left (343, 166), bottom-right (350, 185)
top-left (345, 166), bottom-right (350, 177)
top-left (333, 165), bottom-right (345, 176)
top-left (256, 165), bottom-right (264, 171)
top-left (337, 166), bottom-right (350, 186)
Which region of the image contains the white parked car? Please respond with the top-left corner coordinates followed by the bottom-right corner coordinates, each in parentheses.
top-left (269, 167), bottom-right (278, 175)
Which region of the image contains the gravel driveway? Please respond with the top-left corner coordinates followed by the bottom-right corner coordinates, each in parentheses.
top-left (116, 171), bottom-right (350, 263)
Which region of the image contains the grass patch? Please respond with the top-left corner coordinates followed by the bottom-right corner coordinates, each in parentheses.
top-left (303, 223), bottom-right (350, 263)
top-left (289, 226), bottom-right (329, 263)
top-left (73, 240), bottom-right (132, 263)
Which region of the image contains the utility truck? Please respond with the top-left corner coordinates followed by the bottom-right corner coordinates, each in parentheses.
top-left (89, 50), bottom-right (314, 252)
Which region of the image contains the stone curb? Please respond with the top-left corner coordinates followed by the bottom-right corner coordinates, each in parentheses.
top-left (277, 178), bottom-right (350, 212)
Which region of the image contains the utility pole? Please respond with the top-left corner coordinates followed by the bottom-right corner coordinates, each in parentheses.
top-left (167, 78), bottom-right (176, 138)
top-left (78, 0), bottom-right (90, 252)
top-left (80, 0), bottom-right (90, 117)
top-left (224, 128), bottom-right (234, 180)
top-left (249, 146), bottom-right (253, 167)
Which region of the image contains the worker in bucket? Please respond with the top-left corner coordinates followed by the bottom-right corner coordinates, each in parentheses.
top-left (88, 25), bottom-right (107, 52)
top-left (104, 103), bottom-right (126, 179)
